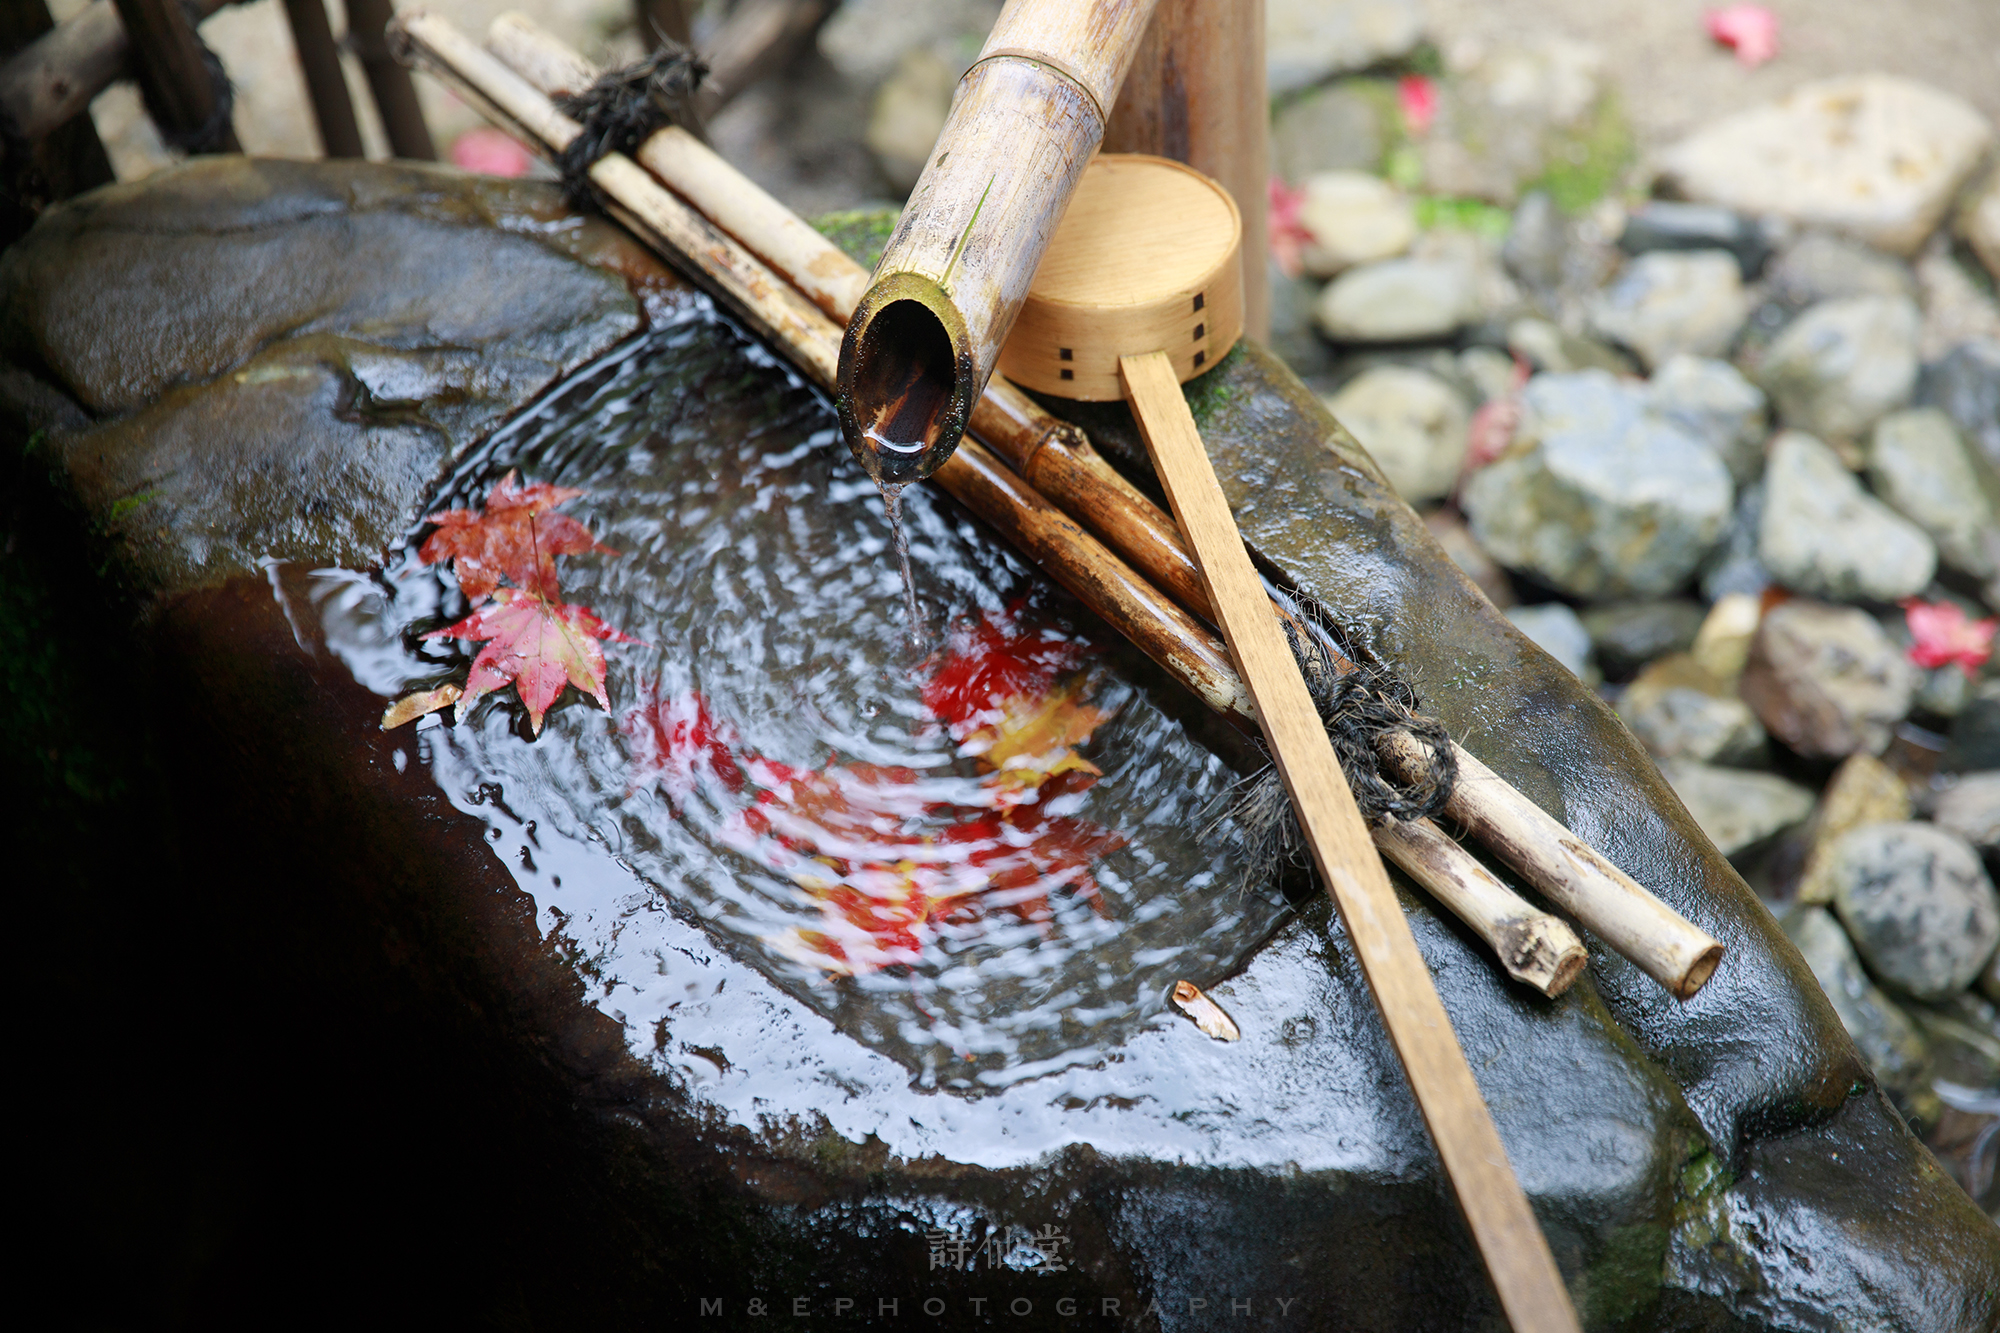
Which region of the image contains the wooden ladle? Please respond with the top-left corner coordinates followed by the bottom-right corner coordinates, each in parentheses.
top-left (1003, 153), bottom-right (1582, 1333)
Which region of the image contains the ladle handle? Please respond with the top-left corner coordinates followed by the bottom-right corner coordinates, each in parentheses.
top-left (1119, 350), bottom-right (1582, 1333)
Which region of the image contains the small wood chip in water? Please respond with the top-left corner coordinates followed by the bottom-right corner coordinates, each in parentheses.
top-left (1171, 980), bottom-right (1239, 1041)
top-left (381, 683), bottom-right (461, 730)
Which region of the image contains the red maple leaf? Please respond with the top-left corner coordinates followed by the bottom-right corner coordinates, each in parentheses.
top-left (1705, 5), bottom-right (1779, 68)
top-left (419, 469), bottom-right (613, 602)
top-left (1267, 176), bottom-right (1311, 280)
top-left (426, 588), bottom-right (639, 734)
top-left (1904, 599), bottom-right (1998, 676)
top-left (1398, 75), bottom-right (1438, 136)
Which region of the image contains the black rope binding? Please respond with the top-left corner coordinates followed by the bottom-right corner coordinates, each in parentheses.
top-left (1210, 604), bottom-right (1459, 895)
top-left (555, 40), bottom-right (709, 210)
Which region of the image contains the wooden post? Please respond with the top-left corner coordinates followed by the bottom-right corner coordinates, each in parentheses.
top-left (696, 0), bottom-right (829, 117)
top-left (346, 0), bottom-right (434, 159)
top-left (280, 0), bottom-right (363, 157)
top-left (1104, 0), bottom-right (1270, 341)
top-left (109, 0), bottom-right (238, 152)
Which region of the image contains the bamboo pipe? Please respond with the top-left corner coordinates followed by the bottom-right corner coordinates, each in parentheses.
top-left (416, 12), bottom-right (1589, 998)
top-left (395, 7), bottom-right (1254, 733)
top-left (832, 0), bottom-right (1160, 487)
top-left (474, 14), bottom-right (1717, 1002)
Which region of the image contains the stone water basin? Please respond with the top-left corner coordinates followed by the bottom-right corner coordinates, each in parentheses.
top-left (8, 158), bottom-right (1997, 1330)
top-left (318, 314), bottom-right (1294, 1094)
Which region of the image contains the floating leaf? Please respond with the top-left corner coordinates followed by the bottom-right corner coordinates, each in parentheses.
top-left (381, 682), bottom-right (461, 730)
top-left (420, 469), bottom-right (612, 602)
top-left (1171, 980), bottom-right (1241, 1041)
top-left (426, 588), bottom-right (638, 734)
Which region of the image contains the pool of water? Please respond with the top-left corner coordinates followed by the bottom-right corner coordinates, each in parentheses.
top-left (314, 306), bottom-right (1291, 1094)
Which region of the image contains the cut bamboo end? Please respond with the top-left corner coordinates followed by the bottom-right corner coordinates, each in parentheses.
top-left (1374, 816), bottom-right (1588, 997)
top-left (1382, 733), bottom-right (1725, 1000)
top-left (836, 270), bottom-right (975, 486)
top-left (999, 154), bottom-right (1243, 401)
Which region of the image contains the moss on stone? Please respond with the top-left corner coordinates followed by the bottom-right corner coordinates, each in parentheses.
top-left (812, 206), bottom-right (901, 271)
top-left (1531, 91), bottom-right (1636, 214)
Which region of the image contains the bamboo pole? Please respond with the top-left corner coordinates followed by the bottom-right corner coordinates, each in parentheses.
top-left (1104, 0), bottom-right (1270, 341)
top-left (281, 0), bottom-right (364, 158)
top-left (1123, 346), bottom-right (1581, 1333)
top-left (1380, 734), bottom-right (1724, 1000)
top-left (833, 0), bottom-right (1160, 486)
top-left (450, 12), bottom-right (1716, 1000)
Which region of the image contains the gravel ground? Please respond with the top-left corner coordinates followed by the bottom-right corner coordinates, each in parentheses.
top-left (53, 0), bottom-right (2000, 204)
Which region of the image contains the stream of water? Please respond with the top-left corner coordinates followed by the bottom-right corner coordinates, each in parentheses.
top-left (315, 306), bottom-right (1291, 1094)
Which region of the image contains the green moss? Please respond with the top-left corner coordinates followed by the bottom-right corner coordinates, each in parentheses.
top-left (810, 206), bottom-right (901, 272)
top-left (1412, 195), bottom-right (1512, 237)
top-left (1529, 91), bottom-right (1636, 214)
top-left (1181, 343), bottom-right (1248, 431)
top-left (106, 487), bottom-right (162, 525)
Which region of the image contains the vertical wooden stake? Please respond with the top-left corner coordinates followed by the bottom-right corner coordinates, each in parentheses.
top-left (1120, 348), bottom-right (1580, 1333)
top-left (346, 0), bottom-right (435, 160)
top-left (1104, 0), bottom-right (1270, 340)
top-left (281, 0), bottom-right (364, 157)
top-left (108, 0), bottom-right (238, 152)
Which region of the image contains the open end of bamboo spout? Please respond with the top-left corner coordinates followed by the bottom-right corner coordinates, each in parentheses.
top-left (837, 273), bottom-right (974, 485)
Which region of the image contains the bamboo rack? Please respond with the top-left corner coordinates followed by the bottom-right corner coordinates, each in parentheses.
top-left (401, 10), bottom-right (1720, 1003)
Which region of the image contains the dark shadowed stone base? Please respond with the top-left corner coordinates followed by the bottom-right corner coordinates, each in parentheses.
top-left (4, 158), bottom-right (1995, 1330)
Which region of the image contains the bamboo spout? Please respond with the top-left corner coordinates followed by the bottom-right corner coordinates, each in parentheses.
top-left (835, 0), bottom-right (1159, 483)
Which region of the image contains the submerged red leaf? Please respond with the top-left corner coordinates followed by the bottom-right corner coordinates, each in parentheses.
top-left (420, 468), bottom-right (613, 601)
top-left (625, 610), bottom-right (1124, 977)
top-left (427, 588), bottom-right (639, 734)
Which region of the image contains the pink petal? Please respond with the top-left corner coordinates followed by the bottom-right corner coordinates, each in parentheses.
top-left (1397, 75), bottom-right (1437, 136)
top-left (1903, 599), bottom-right (1997, 676)
top-left (1704, 5), bottom-right (1780, 68)
top-left (450, 127), bottom-right (536, 178)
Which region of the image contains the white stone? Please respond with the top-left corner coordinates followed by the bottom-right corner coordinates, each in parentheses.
top-left (1324, 366), bottom-right (1470, 504)
top-left (1866, 408), bottom-right (2000, 580)
top-left (1968, 172), bottom-right (2000, 285)
top-left (865, 51), bottom-right (956, 193)
top-left (1266, 0), bottom-right (1425, 96)
top-left (1655, 74), bottom-right (1995, 257)
top-left (1588, 251), bottom-right (1749, 372)
top-left (1646, 355), bottom-right (1769, 486)
top-left (1461, 371), bottom-right (1733, 599)
top-left (1297, 172), bottom-right (1416, 278)
top-left (818, 0), bottom-right (1000, 84)
top-left (1758, 431), bottom-right (1937, 603)
top-left (1314, 258), bottom-right (1476, 343)
top-left (1758, 296), bottom-right (1921, 441)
